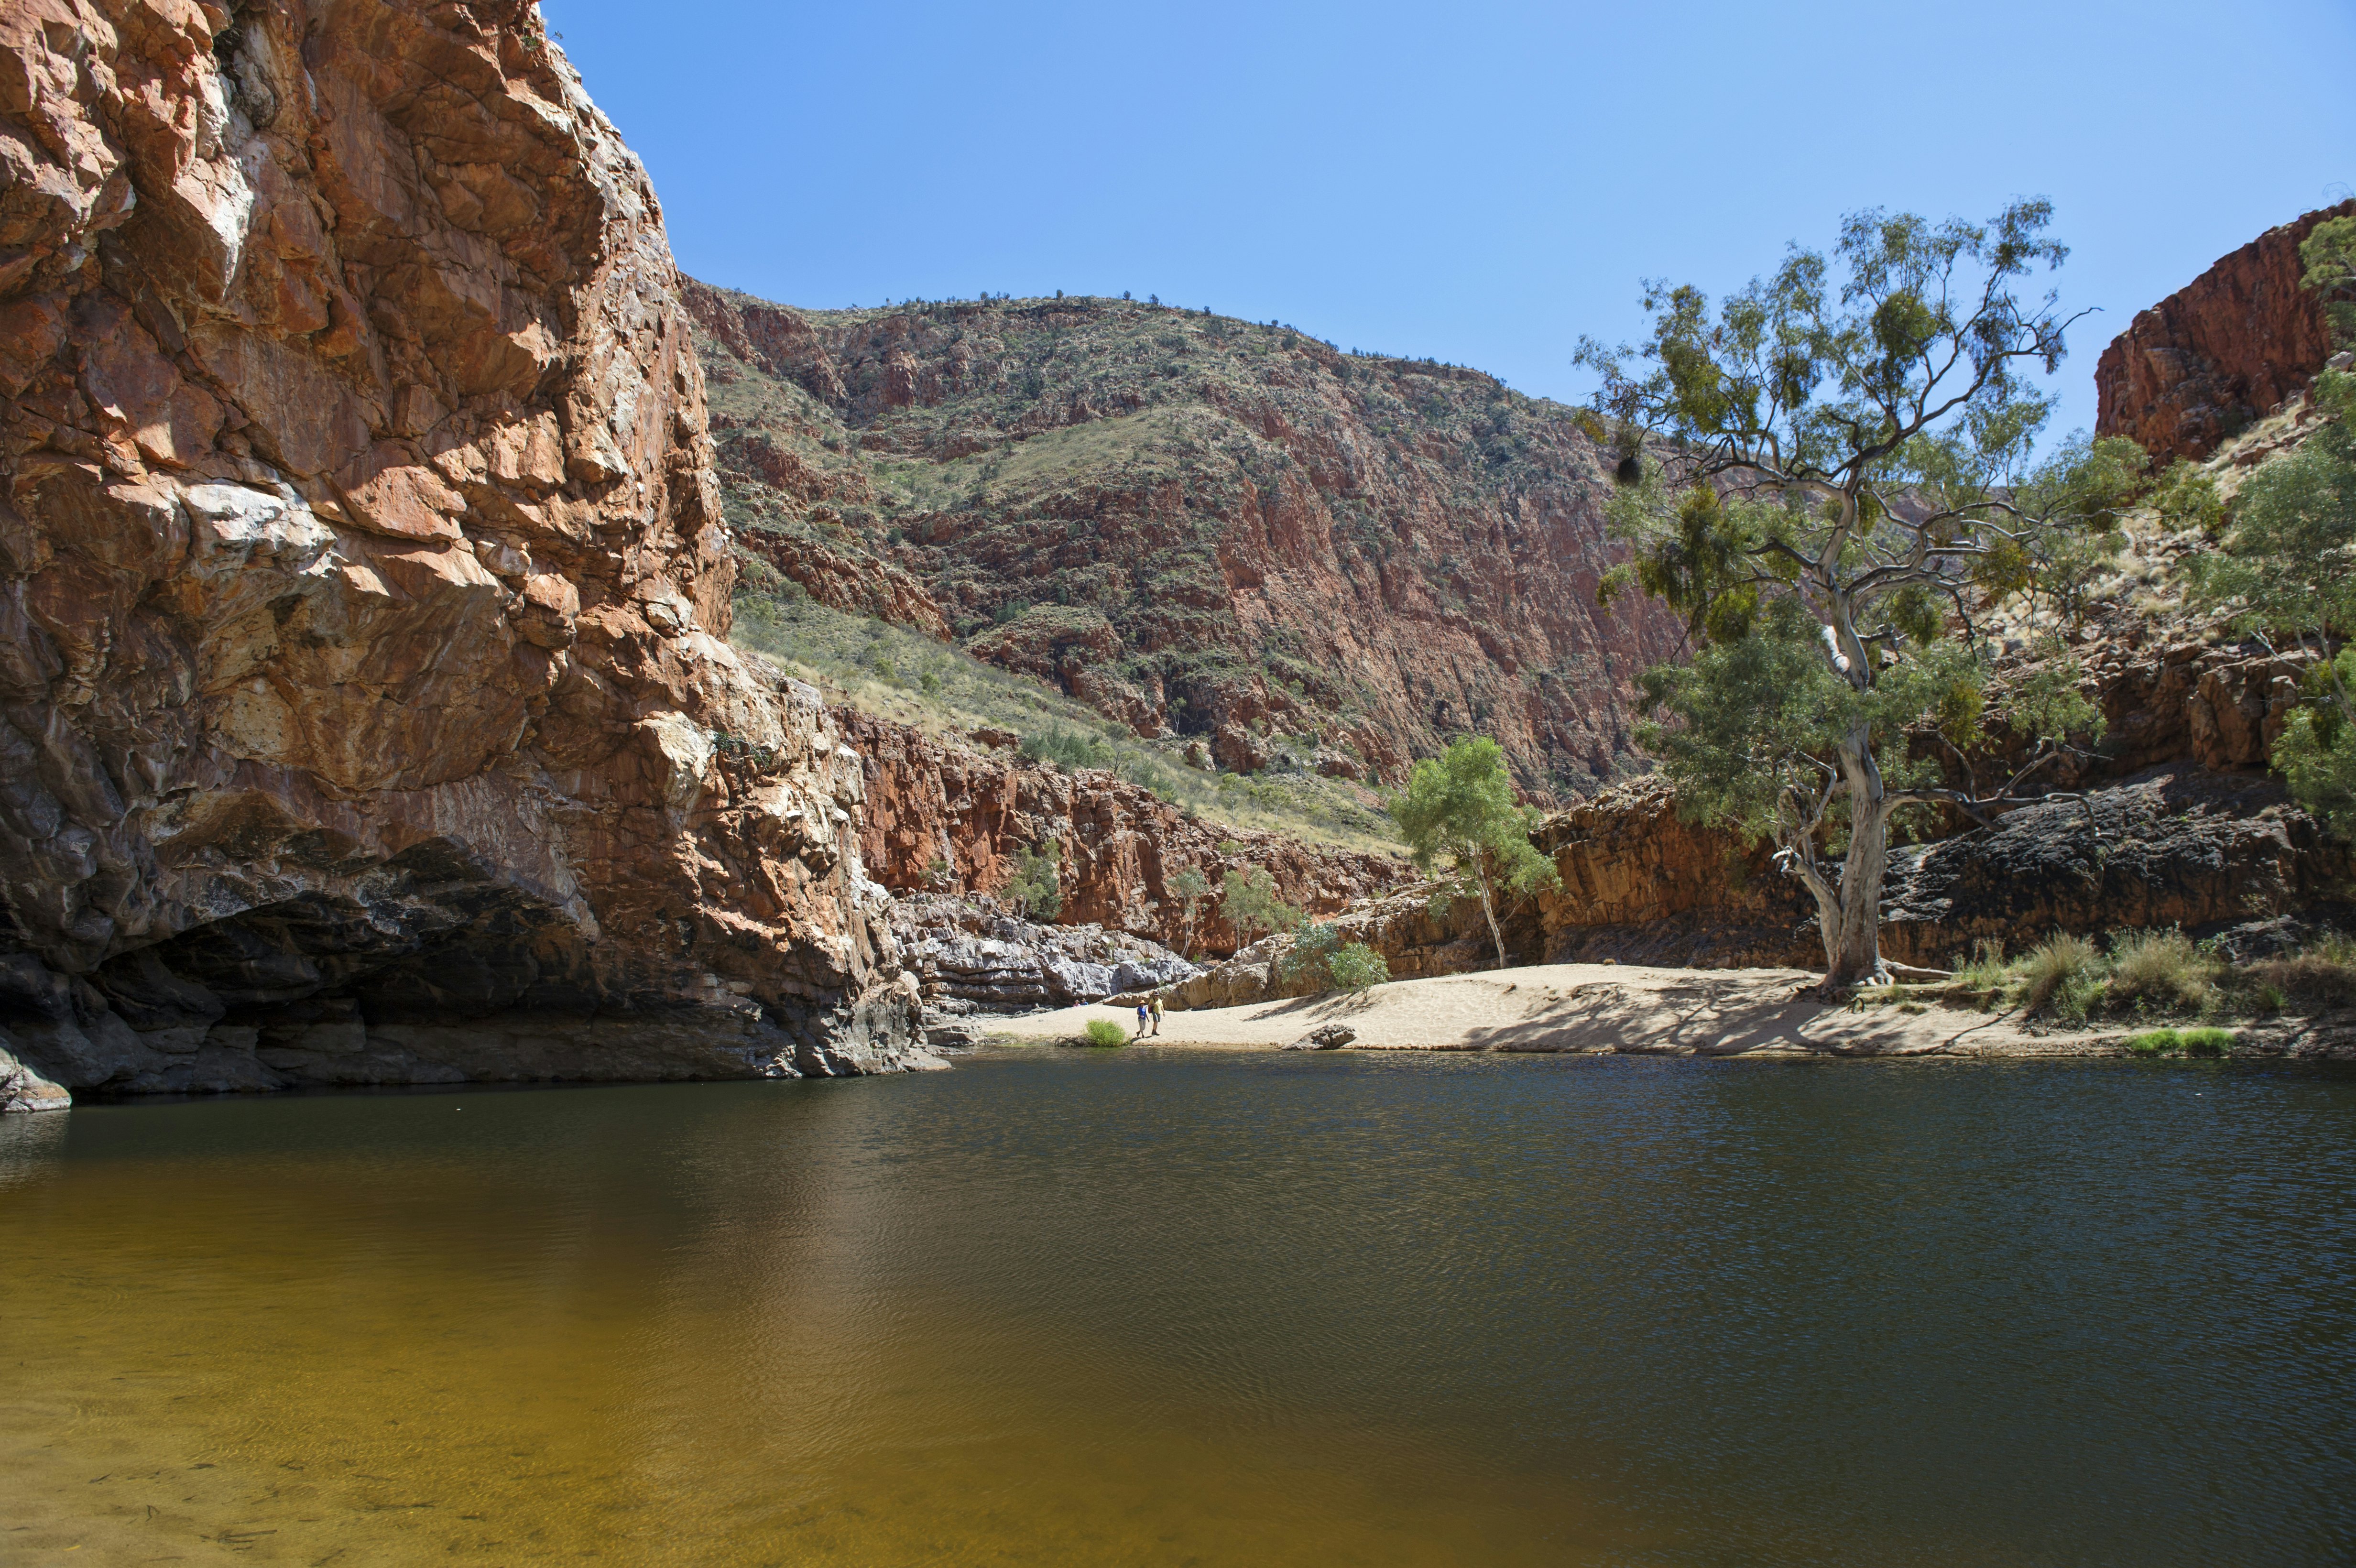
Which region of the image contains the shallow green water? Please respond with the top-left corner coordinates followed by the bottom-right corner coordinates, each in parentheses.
top-left (2, 1050), bottom-right (2352, 1565)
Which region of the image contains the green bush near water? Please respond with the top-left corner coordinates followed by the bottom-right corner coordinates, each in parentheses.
top-left (2127, 1027), bottom-right (2236, 1058)
top-left (1082, 1018), bottom-right (1129, 1048)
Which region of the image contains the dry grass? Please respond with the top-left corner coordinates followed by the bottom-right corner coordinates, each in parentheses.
top-left (2105, 928), bottom-right (2218, 1013)
top-left (2241, 934), bottom-right (2356, 1011)
top-left (731, 588), bottom-right (1405, 856)
top-left (2019, 934), bottom-right (2105, 1021)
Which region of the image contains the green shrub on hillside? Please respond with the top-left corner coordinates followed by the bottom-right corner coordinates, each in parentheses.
top-left (1006, 844), bottom-right (1063, 920)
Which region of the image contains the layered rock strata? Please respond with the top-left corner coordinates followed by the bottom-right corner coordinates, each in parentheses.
top-left (890, 892), bottom-right (1197, 1044)
top-left (840, 709), bottom-right (1411, 956)
top-left (2094, 201), bottom-right (2353, 461)
top-left (0, 0), bottom-right (929, 1100)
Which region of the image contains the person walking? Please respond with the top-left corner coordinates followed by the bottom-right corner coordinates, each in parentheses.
top-left (1136, 1001), bottom-right (1152, 1040)
top-left (1148, 993), bottom-right (1164, 1036)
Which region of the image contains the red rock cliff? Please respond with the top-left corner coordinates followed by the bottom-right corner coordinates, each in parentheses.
top-left (0, 0), bottom-right (927, 1098)
top-left (840, 710), bottom-right (1410, 957)
top-left (686, 283), bottom-right (1690, 804)
top-left (2094, 202), bottom-right (2352, 461)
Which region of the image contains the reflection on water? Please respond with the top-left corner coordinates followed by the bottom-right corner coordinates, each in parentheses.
top-left (2, 1052), bottom-right (2353, 1565)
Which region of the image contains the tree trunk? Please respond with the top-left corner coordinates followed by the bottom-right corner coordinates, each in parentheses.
top-left (1823, 729), bottom-right (1891, 988)
top-left (1477, 866), bottom-right (1508, 969)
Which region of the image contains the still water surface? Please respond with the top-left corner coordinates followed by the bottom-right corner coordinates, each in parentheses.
top-left (2, 1050), bottom-right (2352, 1565)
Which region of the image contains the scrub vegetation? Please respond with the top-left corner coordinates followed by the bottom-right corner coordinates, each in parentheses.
top-left (1944, 930), bottom-right (2356, 1024)
top-left (730, 580), bottom-right (1400, 855)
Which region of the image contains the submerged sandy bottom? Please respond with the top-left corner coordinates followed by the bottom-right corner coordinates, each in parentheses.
top-left (4, 1056), bottom-right (2353, 1565)
top-left (991, 961), bottom-right (2109, 1056)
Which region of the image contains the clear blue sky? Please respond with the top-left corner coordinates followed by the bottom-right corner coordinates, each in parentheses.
top-left (543, 0), bottom-right (2355, 444)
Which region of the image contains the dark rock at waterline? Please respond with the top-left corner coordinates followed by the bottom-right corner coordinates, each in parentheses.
top-left (1283, 1025), bottom-right (1356, 1051)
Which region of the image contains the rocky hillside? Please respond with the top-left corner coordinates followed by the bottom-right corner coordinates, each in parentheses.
top-left (0, 0), bottom-right (933, 1099)
top-left (841, 708), bottom-right (1410, 956)
top-left (684, 282), bottom-right (1688, 803)
top-left (2096, 200), bottom-right (2353, 461)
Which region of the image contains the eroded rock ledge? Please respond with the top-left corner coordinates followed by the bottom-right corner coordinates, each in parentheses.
top-left (0, 0), bottom-right (933, 1099)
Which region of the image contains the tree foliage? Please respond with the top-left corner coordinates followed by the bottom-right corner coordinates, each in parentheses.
top-left (1327, 942), bottom-right (1390, 993)
top-left (1577, 202), bottom-right (2157, 984)
top-left (1004, 843), bottom-right (1063, 920)
top-left (2302, 215), bottom-right (2356, 348)
top-left (1165, 866), bottom-right (1213, 958)
top-left (1388, 737), bottom-right (1559, 969)
top-left (1219, 866), bottom-right (1301, 948)
top-left (2187, 369), bottom-right (2356, 836)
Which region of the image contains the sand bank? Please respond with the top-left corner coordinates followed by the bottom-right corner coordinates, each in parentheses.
top-left (983, 963), bottom-right (2132, 1058)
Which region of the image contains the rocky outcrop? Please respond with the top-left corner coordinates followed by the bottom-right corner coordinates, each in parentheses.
top-left (1167, 766), bottom-right (2352, 1008)
top-left (0, 0), bottom-right (931, 1101)
top-left (0, 1036), bottom-right (70, 1112)
top-left (840, 708), bottom-right (1411, 956)
top-left (687, 283), bottom-right (1688, 802)
top-left (890, 892), bottom-right (1196, 1042)
top-left (2094, 202), bottom-right (2352, 461)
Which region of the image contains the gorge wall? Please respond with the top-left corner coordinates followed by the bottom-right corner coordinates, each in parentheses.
top-left (2095, 200), bottom-right (2353, 462)
top-left (841, 709), bottom-right (1410, 958)
top-left (0, 0), bottom-right (931, 1100)
top-left (684, 282), bottom-right (1689, 804)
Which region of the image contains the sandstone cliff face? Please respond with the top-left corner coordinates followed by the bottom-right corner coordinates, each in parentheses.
top-left (2094, 202), bottom-right (2352, 461)
top-left (686, 283), bottom-right (1688, 803)
top-left (0, 0), bottom-right (927, 1098)
top-left (840, 708), bottom-right (1410, 957)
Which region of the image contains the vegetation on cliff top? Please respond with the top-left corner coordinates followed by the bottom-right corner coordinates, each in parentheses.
top-left (692, 281), bottom-right (1680, 803)
top-left (728, 570), bottom-right (1402, 855)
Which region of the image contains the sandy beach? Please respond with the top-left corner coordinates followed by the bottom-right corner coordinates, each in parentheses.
top-left (982, 963), bottom-right (2137, 1058)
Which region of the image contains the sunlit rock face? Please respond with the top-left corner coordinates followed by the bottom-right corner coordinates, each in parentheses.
top-left (2095, 201), bottom-right (2353, 462)
top-left (0, 0), bottom-right (928, 1096)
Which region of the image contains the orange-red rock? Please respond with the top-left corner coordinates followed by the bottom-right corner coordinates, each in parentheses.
top-left (839, 708), bottom-right (1409, 957)
top-left (2094, 202), bottom-right (2352, 461)
top-left (0, 0), bottom-right (928, 1098)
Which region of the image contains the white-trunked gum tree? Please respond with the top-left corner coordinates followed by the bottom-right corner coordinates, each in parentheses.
top-left (1578, 201), bottom-right (2186, 990)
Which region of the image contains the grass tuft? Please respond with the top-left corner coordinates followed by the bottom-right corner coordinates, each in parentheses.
top-left (2127, 1025), bottom-right (2236, 1058)
top-left (2105, 928), bottom-right (2218, 1013)
top-left (2020, 934), bottom-right (2105, 1022)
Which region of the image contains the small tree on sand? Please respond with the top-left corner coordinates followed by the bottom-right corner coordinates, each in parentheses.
top-left (1576, 202), bottom-right (2155, 988)
top-left (1388, 737), bottom-right (1560, 969)
top-left (1219, 866), bottom-right (1301, 950)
